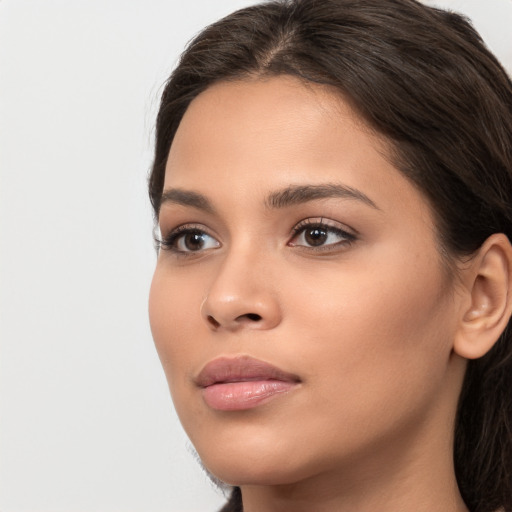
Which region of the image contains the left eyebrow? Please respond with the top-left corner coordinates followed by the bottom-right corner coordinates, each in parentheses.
top-left (265, 183), bottom-right (380, 210)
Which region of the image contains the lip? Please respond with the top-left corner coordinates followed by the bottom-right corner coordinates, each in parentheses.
top-left (195, 355), bottom-right (301, 411)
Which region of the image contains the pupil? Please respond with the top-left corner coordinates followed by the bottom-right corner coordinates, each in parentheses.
top-left (305, 228), bottom-right (327, 246)
top-left (185, 232), bottom-right (204, 250)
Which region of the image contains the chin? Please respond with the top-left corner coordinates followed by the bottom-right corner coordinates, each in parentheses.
top-left (193, 432), bottom-right (325, 487)
top-left (203, 458), bottom-right (309, 488)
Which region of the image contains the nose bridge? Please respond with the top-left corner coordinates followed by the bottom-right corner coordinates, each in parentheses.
top-left (201, 239), bottom-right (281, 331)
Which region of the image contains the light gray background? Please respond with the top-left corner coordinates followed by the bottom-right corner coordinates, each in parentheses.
top-left (0, 1), bottom-right (510, 511)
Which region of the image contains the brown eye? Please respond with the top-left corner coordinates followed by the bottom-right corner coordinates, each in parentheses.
top-left (304, 227), bottom-right (328, 246)
top-left (289, 221), bottom-right (356, 250)
top-left (159, 228), bottom-right (220, 253)
top-left (175, 230), bottom-right (220, 252)
top-left (183, 232), bottom-right (207, 251)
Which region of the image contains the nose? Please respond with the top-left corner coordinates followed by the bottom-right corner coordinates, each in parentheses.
top-left (200, 251), bottom-right (282, 332)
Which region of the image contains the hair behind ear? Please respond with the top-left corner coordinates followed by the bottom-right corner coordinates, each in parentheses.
top-left (454, 322), bottom-right (512, 512)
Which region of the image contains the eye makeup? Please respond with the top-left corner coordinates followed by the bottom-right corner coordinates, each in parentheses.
top-left (155, 223), bottom-right (220, 254)
top-left (155, 214), bottom-right (358, 258)
top-left (288, 217), bottom-right (357, 252)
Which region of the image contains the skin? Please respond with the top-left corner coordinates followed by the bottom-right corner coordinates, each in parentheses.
top-left (149, 76), bottom-right (472, 511)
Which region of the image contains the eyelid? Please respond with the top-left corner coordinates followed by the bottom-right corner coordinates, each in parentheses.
top-left (156, 223), bottom-right (221, 254)
top-left (155, 217), bottom-right (357, 255)
top-left (291, 217), bottom-right (357, 236)
top-left (288, 217), bottom-right (358, 250)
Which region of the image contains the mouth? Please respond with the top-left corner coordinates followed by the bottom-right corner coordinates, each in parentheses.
top-left (195, 355), bottom-right (301, 411)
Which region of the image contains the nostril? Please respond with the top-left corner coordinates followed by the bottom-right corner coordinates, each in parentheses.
top-left (207, 315), bottom-right (221, 328)
top-left (244, 313), bottom-right (262, 322)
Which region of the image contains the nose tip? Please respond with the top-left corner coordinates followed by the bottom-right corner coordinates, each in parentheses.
top-left (199, 248), bottom-right (282, 332)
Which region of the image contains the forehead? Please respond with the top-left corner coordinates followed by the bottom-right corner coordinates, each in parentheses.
top-left (164, 76), bottom-right (432, 226)
top-left (167, 76), bottom-right (374, 165)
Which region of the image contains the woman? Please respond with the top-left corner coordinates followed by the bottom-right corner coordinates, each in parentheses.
top-left (148, 0), bottom-right (512, 510)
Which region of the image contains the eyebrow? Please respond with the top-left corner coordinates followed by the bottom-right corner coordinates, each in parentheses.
top-left (159, 182), bottom-right (379, 214)
top-left (159, 188), bottom-right (216, 214)
top-left (265, 183), bottom-right (379, 210)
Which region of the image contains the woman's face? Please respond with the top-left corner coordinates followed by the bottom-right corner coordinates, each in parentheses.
top-left (149, 77), bottom-right (465, 487)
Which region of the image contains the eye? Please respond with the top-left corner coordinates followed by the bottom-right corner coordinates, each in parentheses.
top-left (289, 219), bottom-right (356, 250)
top-left (157, 226), bottom-right (220, 254)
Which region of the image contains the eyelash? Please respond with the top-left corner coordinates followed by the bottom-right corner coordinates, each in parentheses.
top-left (155, 224), bottom-right (219, 255)
top-left (156, 219), bottom-right (357, 255)
top-left (289, 218), bottom-right (357, 252)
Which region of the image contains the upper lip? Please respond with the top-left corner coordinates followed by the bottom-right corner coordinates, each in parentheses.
top-left (195, 355), bottom-right (301, 388)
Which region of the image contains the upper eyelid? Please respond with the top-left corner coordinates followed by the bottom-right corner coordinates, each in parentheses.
top-left (160, 222), bottom-right (218, 238)
top-left (159, 217), bottom-right (357, 244)
top-left (157, 223), bottom-right (220, 246)
top-left (291, 217), bottom-right (358, 235)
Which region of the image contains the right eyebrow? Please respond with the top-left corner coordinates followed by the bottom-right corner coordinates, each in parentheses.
top-left (159, 188), bottom-right (216, 215)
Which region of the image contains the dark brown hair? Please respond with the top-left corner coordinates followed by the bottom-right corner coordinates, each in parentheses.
top-left (149, 1), bottom-right (512, 510)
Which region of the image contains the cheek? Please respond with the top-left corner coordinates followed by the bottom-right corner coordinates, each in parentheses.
top-left (148, 266), bottom-right (202, 385)
top-left (256, 258), bottom-right (457, 474)
top-left (149, 265), bottom-right (220, 442)
top-left (286, 252), bottom-right (455, 410)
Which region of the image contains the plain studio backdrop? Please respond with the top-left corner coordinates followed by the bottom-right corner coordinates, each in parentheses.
top-left (0, 1), bottom-right (510, 511)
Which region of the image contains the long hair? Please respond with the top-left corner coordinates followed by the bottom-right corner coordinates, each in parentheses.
top-left (149, 1), bottom-right (512, 510)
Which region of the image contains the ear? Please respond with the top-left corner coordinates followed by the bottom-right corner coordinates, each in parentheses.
top-left (454, 233), bottom-right (512, 360)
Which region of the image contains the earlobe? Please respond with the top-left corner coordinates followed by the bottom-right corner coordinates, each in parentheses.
top-left (454, 234), bottom-right (512, 360)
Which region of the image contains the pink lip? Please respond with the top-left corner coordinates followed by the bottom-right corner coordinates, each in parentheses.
top-left (196, 356), bottom-right (301, 411)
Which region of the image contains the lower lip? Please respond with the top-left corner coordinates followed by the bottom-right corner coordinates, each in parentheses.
top-left (202, 380), bottom-right (297, 411)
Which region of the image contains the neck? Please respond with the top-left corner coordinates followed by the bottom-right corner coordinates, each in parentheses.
top-left (241, 454), bottom-right (468, 512)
